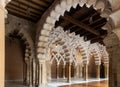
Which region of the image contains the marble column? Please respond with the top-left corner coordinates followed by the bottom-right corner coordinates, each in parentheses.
top-left (25, 58), bottom-right (30, 85)
top-left (32, 60), bottom-right (36, 85)
top-left (74, 65), bottom-right (77, 78)
top-left (29, 59), bottom-right (32, 87)
top-left (104, 63), bottom-right (109, 78)
top-left (67, 62), bottom-right (71, 83)
top-left (96, 65), bottom-right (100, 80)
top-left (79, 64), bottom-right (83, 78)
top-left (39, 63), bottom-right (42, 86)
top-left (75, 65), bottom-right (79, 78)
top-left (56, 64), bottom-right (59, 79)
top-left (35, 62), bottom-right (39, 86)
top-left (0, 1), bottom-right (5, 87)
top-left (48, 63), bottom-right (51, 82)
top-left (84, 64), bottom-right (88, 81)
top-left (63, 64), bottom-right (66, 79)
top-left (38, 59), bottom-right (47, 87)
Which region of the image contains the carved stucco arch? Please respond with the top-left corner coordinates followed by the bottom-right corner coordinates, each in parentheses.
top-left (88, 43), bottom-right (102, 65)
top-left (6, 28), bottom-right (35, 60)
top-left (101, 45), bottom-right (109, 64)
top-left (37, 0), bottom-right (112, 61)
top-left (45, 27), bottom-right (90, 65)
top-left (88, 43), bottom-right (109, 65)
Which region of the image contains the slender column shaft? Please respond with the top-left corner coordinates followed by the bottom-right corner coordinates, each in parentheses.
top-left (38, 60), bottom-right (47, 87)
top-left (84, 64), bottom-right (88, 81)
top-left (35, 63), bottom-right (39, 86)
top-left (67, 62), bottom-right (71, 83)
top-left (27, 63), bottom-right (30, 85)
top-left (39, 63), bottom-right (42, 85)
top-left (56, 64), bottom-right (59, 79)
top-left (29, 59), bottom-right (32, 87)
top-left (25, 60), bottom-right (30, 85)
top-left (75, 66), bottom-right (79, 78)
top-left (74, 66), bottom-right (77, 78)
top-left (33, 61), bottom-right (36, 85)
top-left (63, 64), bottom-right (65, 79)
top-left (104, 63), bottom-right (109, 78)
top-left (96, 65), bottom-right (100, 80)
top-left (79, 65), bottom-right (82, 78)
top-left (48, 63), bottom-right (51, 81)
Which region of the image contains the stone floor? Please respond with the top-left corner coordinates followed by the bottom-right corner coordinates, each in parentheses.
top-left (58, 80), bottom-right (108, 87)
top-left (5, 78), bottom-right (108, 87)
top-left (48, 78), bottom-right (108, 87)
top-left (5, 81), bottom-right (27, 87)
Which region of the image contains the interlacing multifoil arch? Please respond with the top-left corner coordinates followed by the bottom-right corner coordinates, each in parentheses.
top-left (49, 45), bottom-right (66, 65)
top-left (88, 43), bottom-right (109, 78)
top-left (36, 0), bottom-right (113, 85)
top-left (88, 43), bottom-right (102, 65)
top-left (37, 0), bottom-right (112, 59)
top-left (100, 45), bottom-right (109, 64)
top-left (5, 28), bottom-right (35, 86)
top-left (88, 43), bottom-right (109, 64)
top-left (47, 27), bottom-right (92, 80)
top-left (47, 27), bottom-right (89, 63)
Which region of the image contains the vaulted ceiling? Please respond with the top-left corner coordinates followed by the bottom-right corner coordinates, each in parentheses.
top-left (6, 0), bottom-right (108, 44)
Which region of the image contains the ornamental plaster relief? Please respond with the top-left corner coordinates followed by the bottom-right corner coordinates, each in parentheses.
top-left (47, 27), bottom-right (109, 65)
top-left (5, 19), bottom-right (35, 60)
top-left (37, 0), bottom-right (112, 60)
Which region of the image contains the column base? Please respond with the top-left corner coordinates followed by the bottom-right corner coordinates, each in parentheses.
top-left (97, 78), bottom-right (100, 81)
top-left (48, 78), bottom-right (51, 82)
top-left (57, 77), bottom-right (59, 80)
top-left (74, 77), bottom-right (76, 79)
top-left (28, 84), bottom-right (33, 87)
top-left (34, 84), bottom-right (39, 87)
top-left (38, 84), bottom-right (48, 87)
top-left (63, 77), bottom-right (66, 79)
top-left (67, 80), bottom-right (71, 83)
top-left (84, 79), bottom-right (88, 81)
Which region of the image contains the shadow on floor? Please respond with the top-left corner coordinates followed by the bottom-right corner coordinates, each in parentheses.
top-left (5, 81), bottom-right (27, 87)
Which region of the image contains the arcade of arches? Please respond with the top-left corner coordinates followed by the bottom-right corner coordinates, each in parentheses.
top-left (0, 0), bottom-right (120, 87)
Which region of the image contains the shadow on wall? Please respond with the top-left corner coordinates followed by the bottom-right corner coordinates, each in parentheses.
top-left (5, 37), bottom-right (25, 81)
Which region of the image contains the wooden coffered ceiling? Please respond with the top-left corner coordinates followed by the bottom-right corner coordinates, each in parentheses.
top-left (6, 1), bottom-right (108, 44)
top-left (55, 5), bottom-right (107, 44)
top-left (6, 0), bottom-right (54, 22)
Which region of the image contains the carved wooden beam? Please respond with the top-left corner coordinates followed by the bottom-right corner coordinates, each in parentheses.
top-left (7, 4), bottom-right (39, 18)
top-left (10, 1), bottom-right (42, 15)
top-left (13, 0), bottom-right (45, 11)
top-left (90, 34), bottom-right (107, 43)
top-left (69, 11), bottom-right (101, 33)
top-left (7, 8), bottom-right (37, 22)
top-left (91, 38), bottom-right (103, 43)
top-left (94, 22), bottom-right (106, 29)
top-left (62, 15), bottom-right (101, 36)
